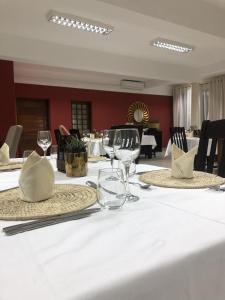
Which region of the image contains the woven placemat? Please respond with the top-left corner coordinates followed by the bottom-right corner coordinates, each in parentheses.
top-left (0, 184), bottom-right (97, 220)
top-left (139, 169), bottom-right (225, 189)
top-left (0, 161), bottom-right (23, 171)
top-left (88, 156), bottom-right (107, 162)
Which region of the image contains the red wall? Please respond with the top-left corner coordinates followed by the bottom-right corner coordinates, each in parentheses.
top-left (0, 60), bottom-right (16, 139)
top-left (0, 59), bottom-right (173, 147)
top-left (15, 83), bottom-right (173, 146)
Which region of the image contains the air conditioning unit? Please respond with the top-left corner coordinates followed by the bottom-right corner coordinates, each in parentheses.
top-left (120, 79), bottom-right (145, 90)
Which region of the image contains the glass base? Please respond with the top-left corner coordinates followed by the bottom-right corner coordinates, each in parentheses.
top-left (126, 192), bottom-right (139, 202)
top-left (116, 193), bottom-right (139, 202)
top-left (106, 175), bottom-right (119, 181)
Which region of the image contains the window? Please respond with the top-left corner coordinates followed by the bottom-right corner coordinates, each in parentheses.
top-left (71, 101), bottom-right (91, 133)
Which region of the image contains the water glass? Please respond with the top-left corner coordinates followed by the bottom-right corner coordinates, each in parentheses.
top-left (97, 168), bottom-right (126, 210)
top-left (50, 145), bottom-right (58, 159)
top-left (23, 150), bottom-right (34, 162)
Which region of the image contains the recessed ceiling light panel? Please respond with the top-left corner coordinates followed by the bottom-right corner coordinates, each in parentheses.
top-left (151, 38), bottom-right (193, 53)
top-left (47, 10), bottom-right (113, 35)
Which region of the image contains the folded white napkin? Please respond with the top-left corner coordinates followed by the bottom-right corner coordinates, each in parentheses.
top-left (19, 151), bottom-right (55, 202)
top-left (171, 144), bottom-right (197, 179)
top-left (0, 143), bottom-right (10, 166)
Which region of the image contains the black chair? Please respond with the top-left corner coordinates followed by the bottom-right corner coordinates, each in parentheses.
top-left (194, 119), bottom-right (225, 177)
top-left (110, 125), bottom-right (143, 163)
top-left (143, 128), bottom-right (162, 158)
top-left (170, 127), bottom-right (188, 152)
top-left (110, 124), bottom-right (143, 143)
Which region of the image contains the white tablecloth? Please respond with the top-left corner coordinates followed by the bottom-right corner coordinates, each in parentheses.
top-left (86, 138), bottom-right (106, 156)
top-left (141, 134), bottom-right (157, 148)
top-left (1, 161), bottom-right (225, 299)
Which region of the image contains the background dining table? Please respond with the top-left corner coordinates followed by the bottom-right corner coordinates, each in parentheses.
top-left (1, 160), bottom-right (225, 300)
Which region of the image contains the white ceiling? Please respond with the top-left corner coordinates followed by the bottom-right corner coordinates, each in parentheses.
top-left (1, 0), bottom-right (225, 94)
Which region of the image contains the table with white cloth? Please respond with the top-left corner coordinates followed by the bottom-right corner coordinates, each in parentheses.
top-left (165, 137), bottom-right (200, 156)
top-left (85, 138), bottom-right (106, 156)
top-left (1, 161), bottom-right (225, 300)
top-left (140, 134), bottom-right (157, 158)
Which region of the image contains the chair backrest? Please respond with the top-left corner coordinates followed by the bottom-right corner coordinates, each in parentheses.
top-left (5, 125), bottom-right (23, 158)
top-left (170, 127), bottom-right (188, 152)
top-left (110, 124), bottom-right (143, 142)
top-left (194, 119), bottom-right (225, 177)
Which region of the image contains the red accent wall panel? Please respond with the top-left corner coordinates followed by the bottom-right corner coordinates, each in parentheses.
top-left (15, 83), bottom-right (172, 146)
top-left (0, 60), bottom-right (16, 140)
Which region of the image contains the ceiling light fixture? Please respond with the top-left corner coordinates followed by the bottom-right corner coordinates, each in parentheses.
top-left (151, 38), bottom-right (193, 53)
top-left (47, 10), bottom-right (113, 35)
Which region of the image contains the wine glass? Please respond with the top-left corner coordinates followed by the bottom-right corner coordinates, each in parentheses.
top-left (102, 129), bottom-right (116, 180)
top-left (113, 128), bottom-right (140, 202)
top-left (37, 130), bottom-right (52, 157)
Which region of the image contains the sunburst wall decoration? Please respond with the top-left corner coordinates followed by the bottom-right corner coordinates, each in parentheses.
top-left (127, 101), bottom-right (150, 123)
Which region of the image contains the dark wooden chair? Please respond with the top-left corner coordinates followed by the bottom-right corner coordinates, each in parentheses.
top-left (170, 127), bottom-right (188, 152)
top-left (110, 124), bottom-right (143, 143)
top-left (194, 119), bottom-right (225, 177)
top-left (143, 128), bottom-right (162, 157)
top-left (110, 124), bottom-right (143, 163)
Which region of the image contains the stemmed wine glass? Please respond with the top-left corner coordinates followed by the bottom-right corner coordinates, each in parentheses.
top-left (113, 128), bottom-right (140, 202)
top-left (37, 130), bottom-right (52, 157)
top-left (102, 129), bottom-right (116, 180)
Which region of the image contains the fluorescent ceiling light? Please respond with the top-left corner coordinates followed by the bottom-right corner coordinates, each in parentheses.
top-left (151, 38), bottom-right (193, 53)
top-left (47, 10), bottom-right (113, 35)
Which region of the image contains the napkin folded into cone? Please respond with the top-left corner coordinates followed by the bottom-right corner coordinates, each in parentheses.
top-left (171, 144), bottom-right (197, 179)
top-left (19, 151), bottom-right (55, 202)
top-left (0, 143), bottom-right (10, 166)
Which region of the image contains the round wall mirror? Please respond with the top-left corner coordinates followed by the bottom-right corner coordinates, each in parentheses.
top-left (134, 109), bottom-right (144, 122)
top-left (128, 102), bottom-right (150, 123)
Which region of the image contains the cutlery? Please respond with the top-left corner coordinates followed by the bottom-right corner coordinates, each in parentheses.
top-left (86, 180), bottom-right (117, 195)
top-left (3, 208), bottom-right (101, 236)
top-left (209, 185), bottom-right (225, 192)
top-left (86, 181), bottom-right (97, 189)
top-left (129, 182), bottom-right (151, 189)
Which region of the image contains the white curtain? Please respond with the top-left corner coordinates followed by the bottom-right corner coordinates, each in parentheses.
top-left (208, 76), bottom-right (225, 120)
top-left (173, 86), bottom-right (192, 129)
top-left (200, 83), bottom-right (209, 122)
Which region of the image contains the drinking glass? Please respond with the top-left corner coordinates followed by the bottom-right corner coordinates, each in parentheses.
top-left (50, 144), bottom-right (58, 159)
top-left (37, 130), bottom-right (52, 157)
top-left (114, 128), bottom-right (140, 202)
top-left (102, 129), bottom-right (116, 180)
top-left (97, 168), bottom-right (126, 209)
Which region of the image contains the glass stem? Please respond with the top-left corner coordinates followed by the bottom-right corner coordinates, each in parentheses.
top-left (124, 162), bottom-right (130, 194)
top-left (110, 155), bottom-right (114, 171)
top-left (44, 149), bottom-right (47, 157)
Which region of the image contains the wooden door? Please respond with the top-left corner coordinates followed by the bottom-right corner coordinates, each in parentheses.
top-left (16, 98), bottom-right (49, 156)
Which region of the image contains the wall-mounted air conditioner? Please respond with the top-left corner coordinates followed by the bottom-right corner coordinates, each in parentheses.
top-left (120, 79), bottom-right (145, 90)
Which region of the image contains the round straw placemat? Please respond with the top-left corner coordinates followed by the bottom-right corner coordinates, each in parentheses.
top-left (0, 162), bottom-right (22, 171)
top-left (88, 156), bottom-right (107, 162)
top-left (0, 184), bottom-right (97, 220)
top-left (139, 169), bottom-right (225, 189)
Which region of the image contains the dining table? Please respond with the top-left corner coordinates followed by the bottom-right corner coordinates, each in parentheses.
top-left (1, 159), bottom-right (225, 300)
